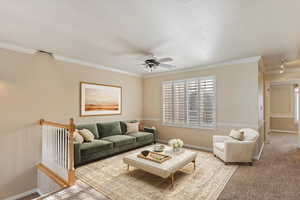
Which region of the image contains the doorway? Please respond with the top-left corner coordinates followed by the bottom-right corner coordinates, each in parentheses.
top-left (267, 82), bottom-right (299, 147)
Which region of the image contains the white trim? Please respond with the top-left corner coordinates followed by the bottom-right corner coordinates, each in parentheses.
top-left (53, 54), bottom-right (141, 77)
top-left (253, 142), bottom-right (264, 161)
top-left (0, 41), bottom-right (261, 78)
top-left (266, 68), bottom-right (300, 75)
top-left (270, 114), bottom-right (294, 118)
top-left (217, 123), bottom-right (259, 129)
top-left (4, 188), bottom-right (40, 200)
top-left (0, 41), bottom-right (37, 54)
top-left (0, 41), bottom-right (141, 77)
top-left (143, 118), bottom-right (160, 121)
top-left (158, 139), bottom-right (262, 160)
top-left (270, 129), bottom-right (298, 134)
top-left (143, 119), bottom-right (259, 129)
top-left (162, 123), bottom-right (216, 130)
top-left (270, 80), bottom-right (300, 86)
top-left (143, 56), bottom-right (261, 78)
top-left (157, 139), bottom-right (213, 152)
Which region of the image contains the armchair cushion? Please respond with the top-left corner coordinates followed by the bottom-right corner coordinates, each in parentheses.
top-left (240, 128), bottom-right (258, 141)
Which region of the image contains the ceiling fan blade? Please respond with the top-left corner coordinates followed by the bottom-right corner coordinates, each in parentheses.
top-left (159, 63), bottom-right (176, 69)
top-left (157, 57), bottom-right (173, 62)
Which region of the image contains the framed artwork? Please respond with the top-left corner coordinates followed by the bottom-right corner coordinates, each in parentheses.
top-left (80, 82), bottom-right (122, 116)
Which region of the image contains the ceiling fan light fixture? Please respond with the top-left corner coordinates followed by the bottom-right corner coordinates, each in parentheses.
top-left (279, 69), bottom-right (284, 74)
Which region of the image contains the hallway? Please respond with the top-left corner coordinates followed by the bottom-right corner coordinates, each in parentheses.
top-left (219, 132), bottom-right (300, 200)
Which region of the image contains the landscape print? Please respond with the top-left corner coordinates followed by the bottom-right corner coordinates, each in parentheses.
top-left (81, 82), bottom-right (122, 116)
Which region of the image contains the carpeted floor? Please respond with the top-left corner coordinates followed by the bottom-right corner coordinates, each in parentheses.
top-left (43, 132), bottom-right (300, 200)
top-left (76, 145), bottom-right (237, 200)
top-left (218, 132), bottom-right (300, 200)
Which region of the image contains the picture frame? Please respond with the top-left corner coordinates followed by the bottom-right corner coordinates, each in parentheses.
top-left (80, 82), bottom-right (122, 116)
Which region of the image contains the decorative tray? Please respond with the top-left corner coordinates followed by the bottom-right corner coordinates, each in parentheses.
top-left (137, 151), bottom-right (171, 163)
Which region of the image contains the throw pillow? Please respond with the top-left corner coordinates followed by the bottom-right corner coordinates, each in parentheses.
top-left (73, 129), bottom-right (84, 144)
top-left (79, 129), bottom-right (95, 142)
top-left (229, 129), bottom-right (244, 141)
top-left (126, 122), bottom-right (139, 134)
top-left (139, 121), bottom-right (144, 131)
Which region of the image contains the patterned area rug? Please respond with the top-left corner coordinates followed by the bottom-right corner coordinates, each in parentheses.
top-left (76, 145), bottom-right (238, 200)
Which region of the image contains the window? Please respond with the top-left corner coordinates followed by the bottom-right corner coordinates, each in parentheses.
top-left (162, 76), bottom-right (216, 129)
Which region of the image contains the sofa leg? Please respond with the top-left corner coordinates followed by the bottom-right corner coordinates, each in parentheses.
top-left (248, 162), bottom-right (253, 166)
top-left (214, 154), bottom-right (216, 157)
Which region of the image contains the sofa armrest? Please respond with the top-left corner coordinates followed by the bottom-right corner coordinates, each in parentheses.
top-left (224, 141), bottom-right (255, 161)
top-left (213, 135), bottom-right (231, 143)
top-left (74, 143), bottom-right (81, 167)
top-left (144, 127), bottom-right (157, 143)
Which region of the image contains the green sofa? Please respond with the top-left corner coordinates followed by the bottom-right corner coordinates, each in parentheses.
top-left (74, 121), bottom-right (157, 167)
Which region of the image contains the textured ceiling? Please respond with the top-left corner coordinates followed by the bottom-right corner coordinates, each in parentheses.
top-left (0, 0), bottom-right (300, 75)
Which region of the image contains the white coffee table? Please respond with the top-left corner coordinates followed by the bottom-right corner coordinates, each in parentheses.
top-left (123, 146), bottom-right (197, 187)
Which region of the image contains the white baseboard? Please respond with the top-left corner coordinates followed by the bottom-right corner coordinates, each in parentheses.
top-left (4, 188), bottom-right (40, 200)
top-left (157, 139), bottom-right (213, 152)
top-left (253, 142), bottom-right (264, 161)
top-left (270, 129), bottom-right (298, 134)
top-left (158, 139), bottom-right (264, 161)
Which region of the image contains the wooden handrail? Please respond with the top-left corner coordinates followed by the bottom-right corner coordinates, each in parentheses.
top-left (68, 118), bottom-right (76, 185)
top-left (39, 118), bottom-right (76, 186)
top-left (37, 163), bottom-right (69, 187)
top-left (39, 119), bottom-right (70, 130)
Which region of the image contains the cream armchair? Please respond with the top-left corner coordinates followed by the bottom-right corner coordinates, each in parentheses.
top-left (213, 128), bottom-right (258, 165)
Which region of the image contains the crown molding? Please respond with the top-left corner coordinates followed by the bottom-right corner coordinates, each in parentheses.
top-left (0, 41), bottom-right (141, 77)
top-left (0, 41), bottom-right (262, 78)
top-left (0, 41), bottom-right (37, 54)
top-left (53, 54), bottom-right (141, 77)
top-left (143, 56), bottom-right (261, 78)
top-left (265, 67), bottom-right (300, 75)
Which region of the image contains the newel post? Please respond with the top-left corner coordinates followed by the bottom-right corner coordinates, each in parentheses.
top-left (68, 118), bottom-right (76, 185)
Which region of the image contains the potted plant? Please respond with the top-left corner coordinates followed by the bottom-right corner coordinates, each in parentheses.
top-left (168, 139), bottom-right (184, 152)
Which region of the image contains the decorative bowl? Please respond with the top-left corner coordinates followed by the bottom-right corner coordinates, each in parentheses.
top-left (153, 144), bottom-right (165, 152)
top-left (141, 150), bottom-right (150, 157)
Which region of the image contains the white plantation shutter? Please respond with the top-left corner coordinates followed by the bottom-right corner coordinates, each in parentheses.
top-left (162, 76), bottom-right (216, 128)
top-left (173, 80), bottom-right (186, 125)
top-left (162, 81), bottom-right (173, 124)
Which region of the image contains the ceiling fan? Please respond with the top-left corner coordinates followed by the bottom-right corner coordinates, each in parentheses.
top-left (266, 58), bottom-right (300, 74)
top-left (279, 58), bottom-right (300, 73)
top-left (142, 55), bottom-right (176, 72)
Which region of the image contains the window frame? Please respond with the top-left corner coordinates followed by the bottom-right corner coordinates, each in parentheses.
top-left (161, 76), bottom-right (217, 130)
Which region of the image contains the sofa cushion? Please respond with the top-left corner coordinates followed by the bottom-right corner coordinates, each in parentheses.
top-left (214, 142), bottom-right (225, 152)
top-left (102, 135), bottom-right (136, 147)
top-left (128, 131), bottom-right (153, 142)
top-left (97, 122), bottom-right (122, 138)
top-left (78, 129), bottom-right (95, 142)
top-left (120, 121), bottom-right (127, 134)
top-left (80, 139), bottom-right (113, 156)
top-left (76, 124), bottom-right (99, 139)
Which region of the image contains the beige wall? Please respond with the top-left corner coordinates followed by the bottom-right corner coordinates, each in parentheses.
top-left (270, 118), bottom-right (297, 132)
top-left (143, 61), bottom-right (260, 150)
top-left (270, 84), bottom-right (293, 116)
top-left (0, 49), bottom-right (143, 199)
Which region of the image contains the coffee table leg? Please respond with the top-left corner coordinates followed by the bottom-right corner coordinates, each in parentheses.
top-left (127, 164), bottom-right (130, 171)
top-left (192, 160), bottom-right (196, 170)
top-left (170, 173), bottom-right (174, 188)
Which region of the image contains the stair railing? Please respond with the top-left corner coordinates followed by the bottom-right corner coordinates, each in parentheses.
top-left (38, 118), bottom-right (76, 186)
